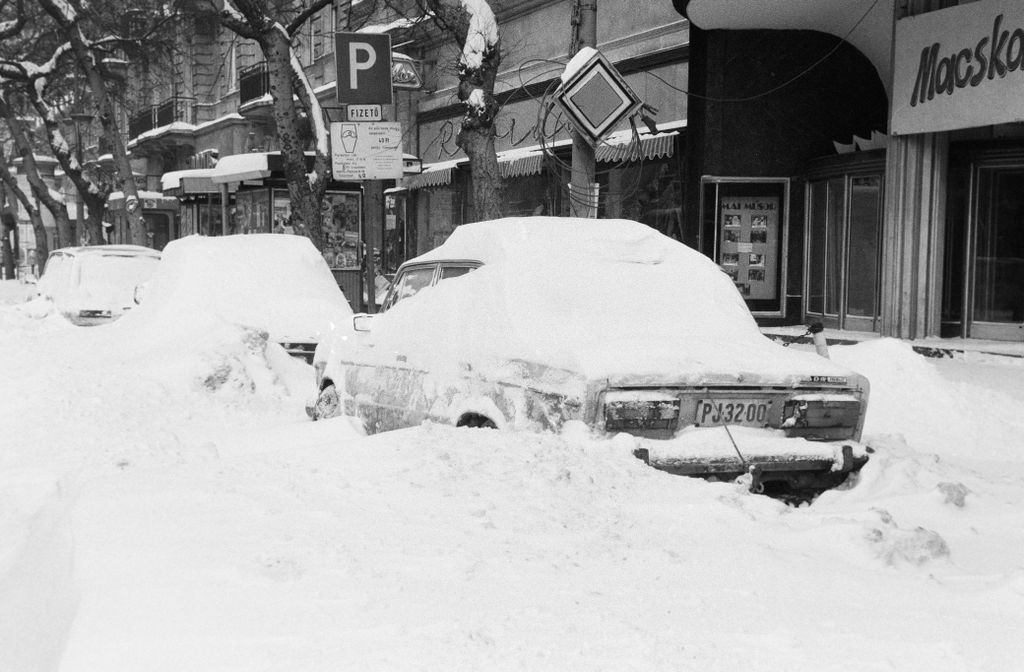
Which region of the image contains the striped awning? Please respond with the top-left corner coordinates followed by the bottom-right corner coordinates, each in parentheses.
top-left (403, 158), bottom-right (465, 189)
top-left (595, 131), bottom-right (679, 163)
top-left (499, 153), bottom-right (544, 179)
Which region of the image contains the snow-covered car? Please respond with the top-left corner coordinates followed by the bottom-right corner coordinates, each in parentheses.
top-left (36, 244), bottom-right (161, 325)
top-left (308, 217), bottom-right (871, 495)
top-left (119, 234), bottom-right (352, 363)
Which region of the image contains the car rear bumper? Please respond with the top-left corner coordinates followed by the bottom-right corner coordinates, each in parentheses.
top-left (631, 426), bottom-right (871, 494)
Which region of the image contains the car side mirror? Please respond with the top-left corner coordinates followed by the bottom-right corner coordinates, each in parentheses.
top-left (133, 283), bottom-right (148, 305)
top-left (353, 313), bottom-right (374, 333)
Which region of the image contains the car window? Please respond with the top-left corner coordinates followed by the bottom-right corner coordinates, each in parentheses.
top-left (439, 265), bottom-right (475, 280)
top-left (387, 266), bottom-right (436, 310)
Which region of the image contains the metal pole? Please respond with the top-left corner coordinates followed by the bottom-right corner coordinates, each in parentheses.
top-left (570, 0), bottom-right (597, 218)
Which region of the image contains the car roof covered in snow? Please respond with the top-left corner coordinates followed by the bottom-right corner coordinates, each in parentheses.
top-left (49, 244), bottom-right (161, 259)
top-left (409, 217), bottom-right (696, 268)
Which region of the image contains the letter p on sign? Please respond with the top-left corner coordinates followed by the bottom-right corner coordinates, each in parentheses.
top-left (336, 32), bottom-right (393, 106)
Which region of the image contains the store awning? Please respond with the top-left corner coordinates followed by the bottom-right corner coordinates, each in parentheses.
top-left (107, 190), bottom-right (180, 211)
top-left (595, 127), bottom-right (682, 163)
top-left (162, 168), bottom-right (236, 195)
top-left (403, 157), bottom-right (465, 189)
top-left (211, 152), bottom-right (273, 183)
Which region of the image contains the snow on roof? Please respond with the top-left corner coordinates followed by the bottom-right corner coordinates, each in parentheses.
top-left (161, 169), bottom-right (217, 191)
top-left (411, 216), bottom-right (691, 267)
top-left (211, 153), bottom-right (271, 183)
top-left (560, 46), bottom-right (597, 84)
top-left (118, 234), bottom-right (352, 341)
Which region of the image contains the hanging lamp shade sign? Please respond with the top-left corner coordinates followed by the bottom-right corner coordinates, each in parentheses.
top-left (555, 49), bottom-right (641, 145)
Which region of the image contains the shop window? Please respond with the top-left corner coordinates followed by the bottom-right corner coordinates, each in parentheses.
top-left (604, 158), bottom-right (683, 240)
top-left (321, 191), bottom-right (361, 270)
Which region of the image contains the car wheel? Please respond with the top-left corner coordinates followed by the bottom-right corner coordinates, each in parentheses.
top-left (312, 383), bottom-right (341, 421)
top-left (457, 413), bottom-right (497, 429)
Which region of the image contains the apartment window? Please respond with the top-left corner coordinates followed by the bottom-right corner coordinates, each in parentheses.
top-left (310, 7), bottom-right (333, 61)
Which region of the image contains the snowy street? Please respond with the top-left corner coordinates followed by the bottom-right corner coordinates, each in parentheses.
top-left (2, 278), bottom-right (1024, 672)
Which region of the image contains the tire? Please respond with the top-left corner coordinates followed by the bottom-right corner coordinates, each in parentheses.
top-left (311, 383), bottom-right (341, 421)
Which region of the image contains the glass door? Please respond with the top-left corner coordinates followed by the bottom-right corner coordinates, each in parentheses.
top-left (969, 165), bottom-right (1024, 340)
top-left (804, 173), bottom-right (882, 332)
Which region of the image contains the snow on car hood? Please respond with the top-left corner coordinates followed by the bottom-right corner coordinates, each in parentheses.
top-left (372, 222), bottom-right (859, 385)
top-left (117, 234), bottom-right (352, 342)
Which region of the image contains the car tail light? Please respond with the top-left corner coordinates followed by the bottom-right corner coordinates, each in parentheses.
top-left (781, 394), bottom-right (862, 440)
top-left (604, 391), bottom-right (680, 432)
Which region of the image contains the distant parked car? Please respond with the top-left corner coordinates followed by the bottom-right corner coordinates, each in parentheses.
top-left (36, 245), bottom-right (161, 326)
top-left (120, 234), bottom-right (352, 363)
top-left (308, 217), bottom-right (872, 496)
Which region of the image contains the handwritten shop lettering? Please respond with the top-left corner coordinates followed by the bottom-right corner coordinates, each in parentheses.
top-left (721, 201), bottom-right (776, 211)
top-left (911, 14), bottom-right (1024, 107)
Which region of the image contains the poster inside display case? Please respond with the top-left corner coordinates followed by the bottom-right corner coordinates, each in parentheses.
top-left (702, 178), bottom-right (788, 316)
top-left (321, 191), bottom-right (361, 270)
top-left (718, 196), bottom-right (778, 301)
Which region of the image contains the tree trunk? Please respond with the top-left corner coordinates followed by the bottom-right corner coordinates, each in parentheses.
top-left (458, 125), bottom-right (503, 221)
top-left (0, 187), bottom-right (16, 280)
top-left (265, 31), bottom-right (328, 251)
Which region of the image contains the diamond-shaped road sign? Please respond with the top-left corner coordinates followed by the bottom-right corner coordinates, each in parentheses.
top-left (555, 50), bottom-right (641, 145)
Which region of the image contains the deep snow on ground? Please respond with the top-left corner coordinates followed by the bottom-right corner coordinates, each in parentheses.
top-left (2, 277), bottom-right (1024, 672)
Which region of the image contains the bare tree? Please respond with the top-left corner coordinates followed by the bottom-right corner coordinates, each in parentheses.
top-left (34, 0), bottom-right (149, 246)
top-left (0, 140), bottom-right (51, 267)
top-left (213, 0), bottom-right (334, 252)
top-left (421, 0), bottom-right (502, 221)
top-left (0, 92), bottom-right (71, 253)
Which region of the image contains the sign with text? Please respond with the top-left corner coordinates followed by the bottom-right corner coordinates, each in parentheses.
top-left (892, 0), bottom-right (1024, 134)
top-left (347, 104), bottom-right (382, 121)
top-left (330, 122), bottom-right (403, 181)
top-left (335, 32), bottom-right (393, 106)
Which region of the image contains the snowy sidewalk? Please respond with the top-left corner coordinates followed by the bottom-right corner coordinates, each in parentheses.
top-left (762, 325), bottom-right (1024, 361)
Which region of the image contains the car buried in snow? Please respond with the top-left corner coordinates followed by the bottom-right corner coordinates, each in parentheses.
top-left (308, 217), bottom-right (871, 497)
top-left (36, 244), bottom-right (162, 326)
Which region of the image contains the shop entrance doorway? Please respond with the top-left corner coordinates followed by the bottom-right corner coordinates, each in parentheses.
top-left (969, 164), bottom-right (1024, 340)
top-left (804, 168), bottom-right (883, 333)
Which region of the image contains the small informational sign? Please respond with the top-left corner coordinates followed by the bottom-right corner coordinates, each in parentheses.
top-left (718, 196), bottom-right (779, 301)
top-left (330, 122), bottom-right (404, 181)
top-left (892, 0), bottom-right (1024, 134)
top-left (347, 105), bottom-right (383, 121)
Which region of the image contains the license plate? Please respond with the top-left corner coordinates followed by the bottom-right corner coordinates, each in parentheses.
top-left (696, 399), bottom-right (770, 427)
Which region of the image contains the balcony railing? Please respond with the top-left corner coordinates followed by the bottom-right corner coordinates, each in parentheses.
top-left (239, 62), bottom-right (271, 106)
top-left (128, 96), bottom-right (197, 141)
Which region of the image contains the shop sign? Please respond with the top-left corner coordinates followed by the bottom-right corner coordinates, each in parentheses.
top-left (391, 52), bottom-right (422, 90)
top-left (330, 122), bottom-right (404, 181)
top-left (892, 0), bottom-right (1024, 135)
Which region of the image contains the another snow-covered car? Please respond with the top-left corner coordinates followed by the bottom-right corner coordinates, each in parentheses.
top-left (308, 217), bottom-right (871, 495)
top-left (36, 245), bottom-right (161, 325)
top-left (119, 234), bottom-right (352, 363)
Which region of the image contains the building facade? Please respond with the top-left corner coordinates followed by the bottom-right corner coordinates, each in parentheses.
top-left (110, 0), bottom-right (688, 310)
top-left (678, 0), bottom-right (1024, 342)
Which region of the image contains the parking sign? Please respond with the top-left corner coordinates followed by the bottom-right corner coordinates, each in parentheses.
top-left (335, 32), bottom-right (393, 106)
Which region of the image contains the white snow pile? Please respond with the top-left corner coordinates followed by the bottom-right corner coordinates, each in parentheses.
top-left (2, 255), bottom-right (1024, 671)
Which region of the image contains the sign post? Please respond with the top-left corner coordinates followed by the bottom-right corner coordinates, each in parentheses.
top-left (334, 32), bottom-right (398, 313)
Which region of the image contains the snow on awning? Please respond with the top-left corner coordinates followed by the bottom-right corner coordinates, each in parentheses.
top-left (107, 190), bottom-right (179, 210)
top-left (211, 153), bottom-right (272, 184)
top-left (161, 168), bottom-right (234, 195)
top-left (356, 14), bottom-right (432, 34)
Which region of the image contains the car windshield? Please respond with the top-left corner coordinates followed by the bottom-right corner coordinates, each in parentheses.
top-left (77, 254), bottom-right (159, 302)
